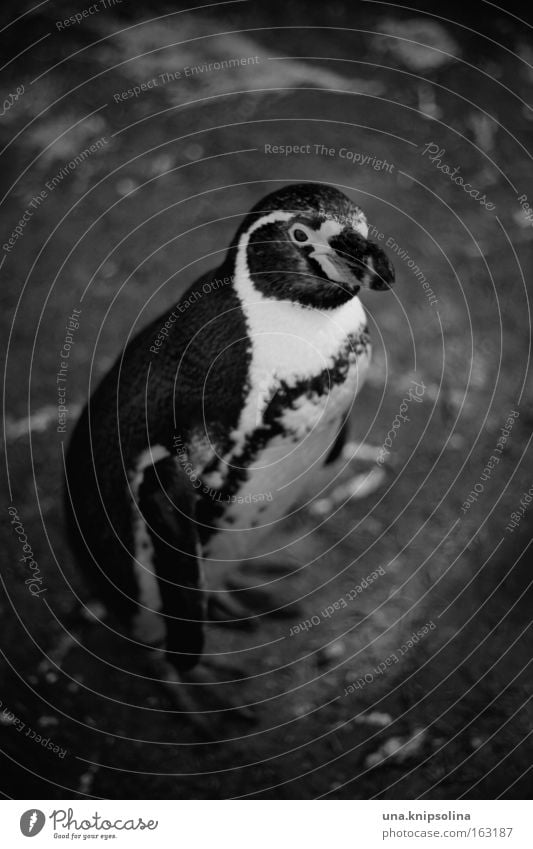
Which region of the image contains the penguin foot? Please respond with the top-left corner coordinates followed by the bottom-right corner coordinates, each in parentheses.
top-left (209, 584), bottom-right (301, 624)
top-left (147, 654), bottom-right (256, 737)
top-left (208, 592), bottom-right (258, 629)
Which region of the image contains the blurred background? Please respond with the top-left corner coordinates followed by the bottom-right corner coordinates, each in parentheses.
top-left (1, 0), bottom-right (532, 799)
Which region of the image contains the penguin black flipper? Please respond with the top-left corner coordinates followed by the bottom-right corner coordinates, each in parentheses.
top-left (136, 455), bottom-right (254, 731)
top-left (137, 456), bottom-right (205, 673)
top-left (65, 264), bottom-right (250, 628)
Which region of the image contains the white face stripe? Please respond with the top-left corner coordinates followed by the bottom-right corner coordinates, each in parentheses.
top-left (242, 210), bottom-right (368, 241)
top-left (246, 209), bottom-right (294, 235)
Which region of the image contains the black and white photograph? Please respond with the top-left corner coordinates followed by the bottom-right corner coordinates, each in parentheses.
top-left (1, 0), bottom-right (532, 830)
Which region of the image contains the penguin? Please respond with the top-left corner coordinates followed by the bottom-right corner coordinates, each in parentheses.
top-left (64, 182), bottom-right (395, 713)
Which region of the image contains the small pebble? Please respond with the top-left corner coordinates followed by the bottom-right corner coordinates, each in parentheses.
top-left (78, 765), bottom-right (99, 795)
top-left (354, 711), bottom-right (392, 727)
top-left (309, 498), bottom-right (331, 517)
top-left (37, 716), bottom-right (59, 728)
top-left (38, 716), bottom-right (59, 728)
top-left (148, 153), bottom-right (174, 175)
top-left (364, 727), bottom-right (428, 769)
top-left (292, 703), bottom-right (313, 718)
top-left (85, 601), bottom-right (107, 620)
top-left (317, 641), bottom-right (345, 665)
top-left (100, 262), bottom-right (117, 280)
top-left (116, 178), bottom-right (138, 196)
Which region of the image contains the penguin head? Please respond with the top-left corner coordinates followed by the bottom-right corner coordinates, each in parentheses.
top-left (234, 183), bottom-right (395, 309)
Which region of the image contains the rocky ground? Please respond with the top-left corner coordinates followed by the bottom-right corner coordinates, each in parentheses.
top-left (1, 0), bottom-right (532, 799)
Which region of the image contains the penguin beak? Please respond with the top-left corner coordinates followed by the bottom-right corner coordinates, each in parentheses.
top-left (329, 230), bottom-right (395, 292)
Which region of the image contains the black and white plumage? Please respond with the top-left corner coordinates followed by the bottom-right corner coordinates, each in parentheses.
top-left (65, 182), bottom-right (394, 700)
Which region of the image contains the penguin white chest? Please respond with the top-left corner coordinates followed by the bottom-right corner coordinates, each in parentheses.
top-left (201, 293), bottom-right (371, 563)
top-left (202, 347), bottom-right (369, 564)
top-left (232, 344), bottom-right (369, 507)
top-left (228, 293), bottom-right (369, 450)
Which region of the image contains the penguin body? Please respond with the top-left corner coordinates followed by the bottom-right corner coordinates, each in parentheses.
top-left (65, 183), bottom-right (394, 676)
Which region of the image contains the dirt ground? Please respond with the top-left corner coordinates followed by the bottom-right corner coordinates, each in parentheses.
top-left (1, 0), bottom-right (532, 799)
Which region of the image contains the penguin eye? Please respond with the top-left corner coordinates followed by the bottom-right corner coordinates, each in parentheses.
top-left (291, 227), bottom-right (310, 243)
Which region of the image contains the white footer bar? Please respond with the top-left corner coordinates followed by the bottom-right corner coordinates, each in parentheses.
top-left (2, 800), bottom-right (529, 847)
